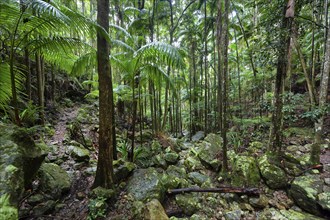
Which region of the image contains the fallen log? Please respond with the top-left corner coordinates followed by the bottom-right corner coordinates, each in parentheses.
top-left (167, 187), bottom-right (260, 196)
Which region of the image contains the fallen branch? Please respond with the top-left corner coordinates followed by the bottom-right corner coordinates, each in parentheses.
top-left (167, 187), bottom-right (260, 196)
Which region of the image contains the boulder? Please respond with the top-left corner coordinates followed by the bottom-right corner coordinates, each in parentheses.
top-left (230, 154), bottom-right (260, 187)
top-left (38, 163), bottom-right (71, 199)
top-left (164, 152), bottom-right (179, 164)
top-left (318, 192), bottom-right (330, 212)
top-left (258, 154), bottom-right (287, 189)
top-left (67, 144), bottom-right (90, 162)
top-left (183, 156), bottom-right (204, 171)
top-left (0, 124), bottom-right (48, 208)
top-left (90, 187), bottom-right (115, 200)
top-left (142, 199), bottom-right (169, 220)
top-left (249, 194), bottom-right (269, 209)
top-left (289, 175), bottom-right (324, 215)
top-left (191, 131), bottom-right (205, 142)
top-left (224, 209), bottom-right (243, 220)
top-left (175, 193), bottom-right (201, 215)
top-left (279, 209), bottom-right (324, 220)
top-left (153, 154), bottom-right (168, 169)
top-left (197, 133), bottom-right (222, 171)
top-left (163, 165), bottom-right (188, 189)
top-left (32, 200), bottom-right (56, 216)
top-left (188, 172), bottom-right (210, 186)
top-left (127, 168), bottom-right (165, 202)
top-left (114, 160), bottom-right (135, 182)
top-left (258, 208), bottom-right (323, 220)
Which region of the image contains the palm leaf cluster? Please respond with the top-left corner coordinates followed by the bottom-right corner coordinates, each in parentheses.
top-left (0, 0), bottom-right (94, 111)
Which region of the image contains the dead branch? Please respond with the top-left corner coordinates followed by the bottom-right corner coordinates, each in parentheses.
top-left (167, 187), bottom-right (261, 196)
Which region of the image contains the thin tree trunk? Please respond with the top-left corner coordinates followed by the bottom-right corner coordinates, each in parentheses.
top-left (35, 53), bottom-right (45, 125)
top-left (51, 64), bottom-right (55, 102)
top-left (24, 49), bottom-right (32, 101)
top-left (292, 34), bottom-right (317, 105)
top-left (311, 10), bottom-right (330, 165)
top-left (269, 0), bottom-right (295, 153)
top-left (221, 0), bottom-right (229, 172)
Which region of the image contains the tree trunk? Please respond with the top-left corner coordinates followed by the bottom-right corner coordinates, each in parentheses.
top-left (221, 0), bottom-right (229, 172)
top-left (24, 49), bottom-right (32, 101)
top-left (269, 0), bottom-right (295, 152)
top-left (93, 0), bottom-right (114, 189)
top-left (35, 53), bottom-right (45, 125)
top-left (310, 13), bottom-right (330, 165)
top-left (292, 33), bottom-right (317, 105)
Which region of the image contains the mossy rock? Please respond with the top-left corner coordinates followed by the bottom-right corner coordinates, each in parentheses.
top-left (318, 192), bottom-right (330, 212)
top-left (163, 165), bottom-right (188, 189)
top-left (230, 155), bottom-right (260, 187)
top-left (67, 144), bottom-right (90, 162)
top-left (153, 154), bottom-right (168, 169)
top-left (32, 200), bottom-right (56, 216)
top-left (114, 161), bottom-right (136, 182)
top-left (197, 133), bottom-right (222, 171)
top-left (188, 172), bottom-right (210, 186)
top-left (183, 156), bottom-right (204, 171)
top-left (175, 193), bottom-right (201, 215)
top-left (90, 187), bottom-right (115, 200)
top-left (258, 154), bottom-right (287, 189)
top-left (127, 168), bottom-right (165, 202)
top-left (279, 209), bottom-right (324, 220)
top-left (258, 208), bottom-right (323, 220)
top-left (224, 209), bottom-right (243, 220)
top-left (289, 175), bottom-right (324, 215)
top-left (38, 163), bottom-right (71, 199)
top-left (0, 124), bottom-right (48, 207)
top-left (142, 199), bottom-right (169, 220)
top-left (164, 152), bottom-right (179, 164)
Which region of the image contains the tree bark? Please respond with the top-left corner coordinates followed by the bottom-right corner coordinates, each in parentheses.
top-left (93, 0), bottom-right (115, 189)
top-left (269, 0), bottom-right (294, 153)
top-left (311, 15), bottom-right (330, 165)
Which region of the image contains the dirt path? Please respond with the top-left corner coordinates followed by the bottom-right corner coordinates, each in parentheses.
top-left (45, 105), bottom-right (94, 220)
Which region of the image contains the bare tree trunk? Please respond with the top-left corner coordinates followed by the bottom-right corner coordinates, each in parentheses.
top-left (310, 13), bottom-right (330, 165)
top-left (93, 0), bottom-right (114, 189)
top-left (269, 0), bottom-right (295, 153)
top-left (35, 53), bottom-right (45, 125)
top-left (24, 49), bottom-right (32, 101)
top-left (292, 33), bottom-right (317, 105)
top-left (221, 0), bottom-right (229, 172)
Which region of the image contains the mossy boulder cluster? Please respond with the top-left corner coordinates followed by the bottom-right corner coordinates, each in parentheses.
top-left (128, 132), bottom-right (329, 219)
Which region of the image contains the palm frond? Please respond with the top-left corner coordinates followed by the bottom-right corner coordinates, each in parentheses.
top-left (71, 51), bottom-right (97, 76)
top-left (0, 63), bottom-right (25, 110)
top-left (26, 0), bottom-right (70, 23)
top-left (135, 42), bottom-right (185, 69)
top-left (28, 36), bottom-right (86, 53)
top-left (110, 23), bottom-right (132, 40)
top-left (139, 64), bottom-right (176, 97)
top-left (0, 63), bottom-right (12, 109)
top-left (111, 39), bottom-right (134, 52)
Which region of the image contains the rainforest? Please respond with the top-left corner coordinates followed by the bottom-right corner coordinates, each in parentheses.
top-left (0, 0), bottom-right (329, 219)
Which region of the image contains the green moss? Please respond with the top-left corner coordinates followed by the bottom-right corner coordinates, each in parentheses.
top-left (230, 155), bottom-right (260, 187)
top-left (0, 194), bottom-right (18, 220)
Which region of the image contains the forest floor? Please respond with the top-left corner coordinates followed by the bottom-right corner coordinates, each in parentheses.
top-left (44, 104), bottom-right (93, 220)
top-left (21, 101), bottom-right (330, 220)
